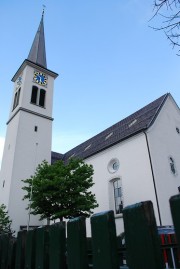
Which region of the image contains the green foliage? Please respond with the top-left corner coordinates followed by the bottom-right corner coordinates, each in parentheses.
top-left (22, 158), bottom-right (98, 221)
top-left (0, 204), bottom-right (14, 236)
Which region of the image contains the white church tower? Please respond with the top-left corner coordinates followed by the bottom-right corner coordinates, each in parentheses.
top-left (0, 11), bottom-right (58, 233)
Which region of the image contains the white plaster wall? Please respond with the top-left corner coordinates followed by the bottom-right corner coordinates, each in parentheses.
top-left (7, 110), bottom-right (52, 232)
top-left (0, 114), bottom-right (20, 206)
top-left (84, 133), bottom-right (159, 236)
top-left (147, 95), bottom-right (180, 225)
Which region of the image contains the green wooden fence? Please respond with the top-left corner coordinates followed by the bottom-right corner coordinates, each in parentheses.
top-left (0, 194), bottom-right (180, 269)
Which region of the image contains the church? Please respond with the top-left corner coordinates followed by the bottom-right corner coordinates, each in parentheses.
top-left (0, 12), bottom-right (180, 235)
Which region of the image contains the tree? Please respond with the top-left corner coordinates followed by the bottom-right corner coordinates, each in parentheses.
top-left (0, 204), bottom-right (14, 236)
top-left (151, 0), bottom-right (180, 54)
top-left (22, 158), bottom-right (98, 222)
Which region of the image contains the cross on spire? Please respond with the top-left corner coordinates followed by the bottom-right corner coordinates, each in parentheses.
top-left (42, 5), bottom-right (46, 17)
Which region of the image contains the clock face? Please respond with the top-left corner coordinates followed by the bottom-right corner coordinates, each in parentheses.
top-left (34, 71), bottom-right (47, 86)
top-left (17, 76), bottom-right (22, 86)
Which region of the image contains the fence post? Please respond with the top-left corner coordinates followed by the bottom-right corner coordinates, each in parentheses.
top-left (67, 216), bottom-right (88, 269)
top-left (7, 238), bottom-right (16, 269)
top-left (0, 236), bottom-right (1, 269)
top-left (49, 222), bottom-right (66, 269)
top-left (24, 229), bottom-right (36, 269)
top-left (91, 210), bottom-right (119, 269)
top-left (15, 230), bottom-right (26, 269)
top-left (0, 235), bottom-right (9, 269)
top-left (123, 200), bottom-right (163, 269)
top-left (170, 194), bottom-right (180, 245)
top-left (35, 226), bottom-right (49, 269)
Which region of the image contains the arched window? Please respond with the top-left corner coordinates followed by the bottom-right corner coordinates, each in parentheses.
top-left (39, 89), bottom-right (46, 107)
top-left (12, 87), bottom-right (21, 111)
top-left (13, 92), bottom-right (18, 110)
top-left (17, 88), bottom-right (21, 105)
top-left (113, 178), bottom-right (123, 214)
top-left (31, 86), bottom-right (46, 108)
top-left (31, 86), bottom-right (38, 104)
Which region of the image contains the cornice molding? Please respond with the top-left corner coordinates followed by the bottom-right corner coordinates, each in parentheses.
top-left (7, 107), bottom-right (53, 125)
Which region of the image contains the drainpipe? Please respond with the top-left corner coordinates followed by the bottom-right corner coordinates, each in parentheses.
top-left (144, 131), bottom-right (162, 226)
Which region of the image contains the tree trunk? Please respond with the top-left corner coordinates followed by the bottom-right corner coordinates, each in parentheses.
top-left (47, 218), bottom-right (50, 225)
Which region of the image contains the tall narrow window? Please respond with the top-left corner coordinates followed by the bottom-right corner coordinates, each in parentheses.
top-left (17, 87), bottom-right (21, 105)
top-left (39, 89), bottom-right (46, 107)
top-left (31, 86), bottom-right (46, 108)
top-left (13, 92), bottom-right (18, 110)
top-left (169, 156), bottom-right (177, 175)
top-left (12, 87), bottom-right (21, 111)
top-left (113, 178), bottom-right (123, 214)
top-left (31, 86), bottom-right (38, 104)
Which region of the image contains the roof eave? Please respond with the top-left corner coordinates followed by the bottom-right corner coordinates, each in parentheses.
top-left (70, 128), bottom-right (148, 161)
top-left (11, 59), bottom-right (59, 82)
top-left (146, 93), bottom-right (169, 129)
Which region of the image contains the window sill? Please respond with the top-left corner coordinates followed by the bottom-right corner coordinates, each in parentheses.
top-left (30, 102), bottom-right (46, 109)
top-left (115, 213), bottom-right (123, 219)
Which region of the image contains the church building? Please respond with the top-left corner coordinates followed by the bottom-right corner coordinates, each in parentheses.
top-left (53, 92), bottom-right (180, 234)
top-left (1, 12), bottom-right (180, 235)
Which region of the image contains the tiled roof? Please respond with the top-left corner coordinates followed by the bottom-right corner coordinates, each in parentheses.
top-left (51, 151), bottom-right (64, 164)
top-left (51, 93), bottom-right (169, 162)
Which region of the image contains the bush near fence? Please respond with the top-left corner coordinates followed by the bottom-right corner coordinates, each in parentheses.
top-left (0, 194), bottom-right (180, 269)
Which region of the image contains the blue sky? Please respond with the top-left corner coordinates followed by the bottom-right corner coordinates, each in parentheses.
top-left (1, 0), bottom-right (180, 164)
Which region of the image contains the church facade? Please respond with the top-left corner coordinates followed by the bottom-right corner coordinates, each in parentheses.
top-left (53, 93), bottom-right (180, 235)
top-left (0, 13), bottom-right (180, 235)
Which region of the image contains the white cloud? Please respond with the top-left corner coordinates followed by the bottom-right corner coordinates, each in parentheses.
top-left (0, 137), bottom-right (5, 168)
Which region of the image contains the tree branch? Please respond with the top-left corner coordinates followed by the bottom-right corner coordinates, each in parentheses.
top-left (151, 0), bottom-right (180, 54)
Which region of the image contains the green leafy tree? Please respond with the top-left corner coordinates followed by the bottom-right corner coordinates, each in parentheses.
top-left (22, 158), bottom-right (98, 221)
top-left (0, 204), bottom-right (14, 236)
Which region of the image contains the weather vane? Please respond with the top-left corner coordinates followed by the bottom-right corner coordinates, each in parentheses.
top-left (42, 4), bottom-right (46, 16)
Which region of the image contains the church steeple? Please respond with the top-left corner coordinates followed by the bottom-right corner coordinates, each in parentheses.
top-left (0, 10), bottom-right (58, 234)
top-left (27, 10), bottom-right (47, 68)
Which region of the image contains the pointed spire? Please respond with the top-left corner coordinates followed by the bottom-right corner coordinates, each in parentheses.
top-left (28, 9), bottom-right (47, 68)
